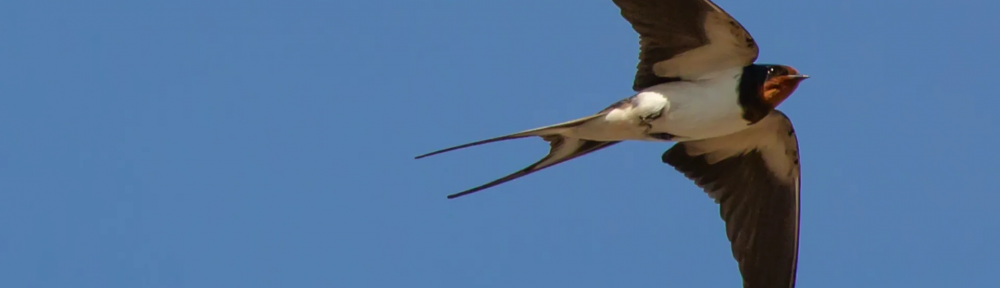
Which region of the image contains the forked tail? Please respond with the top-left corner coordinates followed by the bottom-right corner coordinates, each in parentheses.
top-left (441, 136), bottom-right (620, 199)
top-left (414, 112), bottom-right (607, 159)
top-left (415, 113), bottom-right (620, 198)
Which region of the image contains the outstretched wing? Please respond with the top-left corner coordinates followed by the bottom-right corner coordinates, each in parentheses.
top-left (612, 0), bottom-right (759, 90)
top-left (662, 110), bottom-right (800, 288)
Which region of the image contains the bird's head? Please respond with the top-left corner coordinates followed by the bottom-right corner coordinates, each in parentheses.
top-left (760, 65), bottom-right (809, 108)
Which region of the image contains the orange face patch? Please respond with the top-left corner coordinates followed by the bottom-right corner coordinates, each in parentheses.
top-left (761, 68), bottom-right (807, 108)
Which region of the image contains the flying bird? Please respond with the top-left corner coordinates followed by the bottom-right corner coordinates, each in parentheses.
top-left (415, 0), bottom-right (807, 287)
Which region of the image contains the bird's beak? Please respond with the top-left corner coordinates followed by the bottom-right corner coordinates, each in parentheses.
top-left (788, 74), bottom-right (810, 79)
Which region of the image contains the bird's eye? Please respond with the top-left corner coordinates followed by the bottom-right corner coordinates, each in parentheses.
top-left (767, 66), bottom-right (784, 77)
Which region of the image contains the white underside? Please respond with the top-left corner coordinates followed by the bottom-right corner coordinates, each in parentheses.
top-left (566, 66), bottom-right (750, 142)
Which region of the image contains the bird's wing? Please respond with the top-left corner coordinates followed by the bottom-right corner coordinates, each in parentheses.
top-left (661, 110), bottom-right (800, 288)
top-left (612, 0), bottom-right (759, 91)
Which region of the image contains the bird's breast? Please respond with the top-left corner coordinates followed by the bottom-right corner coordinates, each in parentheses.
top-left (644, 76), bottom-right (752, 141)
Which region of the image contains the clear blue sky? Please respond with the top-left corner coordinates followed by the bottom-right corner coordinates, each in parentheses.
top-left (3, 1), bottom-right (998, 287)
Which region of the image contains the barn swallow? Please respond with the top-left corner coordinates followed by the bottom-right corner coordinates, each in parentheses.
top-left (416, 1), bottom-right (807, 287)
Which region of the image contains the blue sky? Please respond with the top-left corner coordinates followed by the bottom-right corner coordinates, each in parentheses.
top-left (3, 0), bottom-right (999, 287)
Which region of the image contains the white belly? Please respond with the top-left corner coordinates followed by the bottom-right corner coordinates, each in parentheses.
top-left (561, 67), bottom-right (752, 142)
top-left (644, 68), bottom-right (752, 141)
